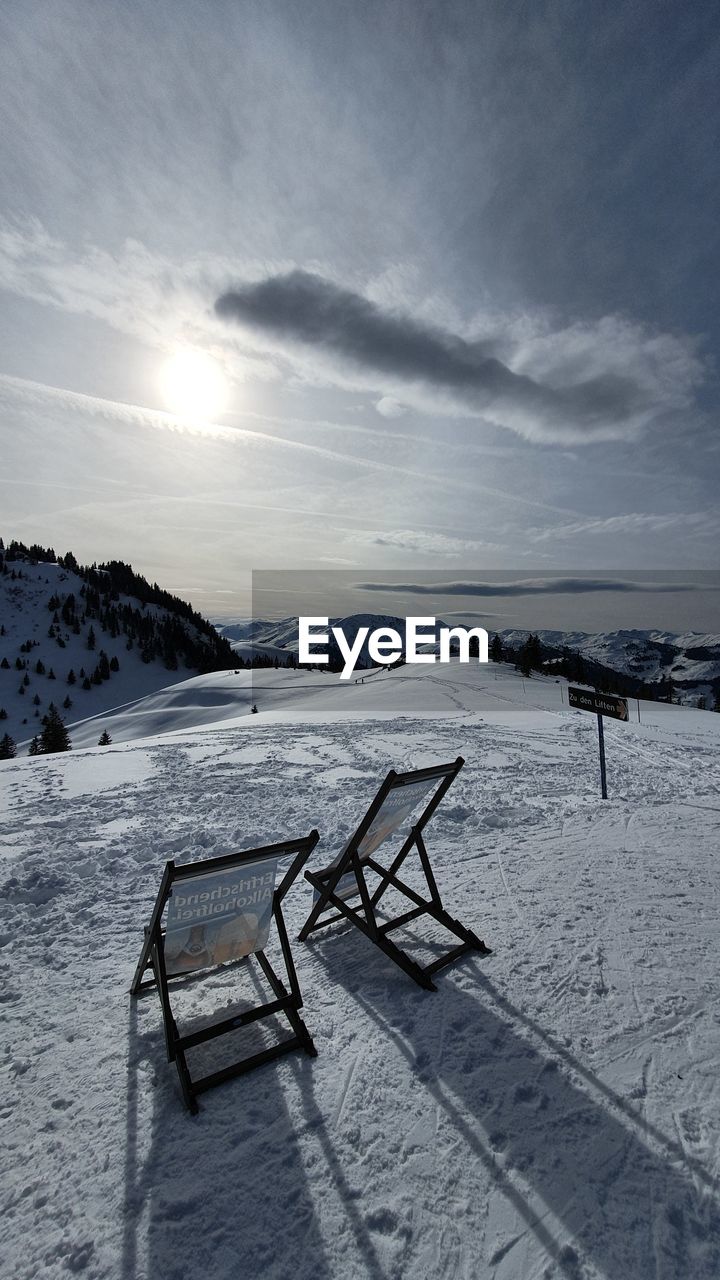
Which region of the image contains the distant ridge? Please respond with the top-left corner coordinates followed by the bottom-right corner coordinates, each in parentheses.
top-left (499, 627), bottom-right (720, 705)
top-left (219, 613), bottom-right (720, 706)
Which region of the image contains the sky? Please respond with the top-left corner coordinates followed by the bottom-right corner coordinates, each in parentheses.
top-left (0, 0), bottom-right (718, 627)
top-left (253, 571), bottom-right (720, 636)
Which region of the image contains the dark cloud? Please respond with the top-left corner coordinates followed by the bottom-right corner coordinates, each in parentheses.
top-left (215, 270), bottom-right (649, 439)
top-left (355, 578), bottom-right (700, 598)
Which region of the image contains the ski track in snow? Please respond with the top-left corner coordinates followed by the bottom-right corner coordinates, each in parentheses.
top-left (1, 663), bottom-right (720, 1280)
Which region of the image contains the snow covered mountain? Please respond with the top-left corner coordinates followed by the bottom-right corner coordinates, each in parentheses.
top-left (0, 540), bottom-right (236, 752)
top-left (219, 613), bottom-right (449, 671)
top-left (500, 628), bottom-right (720, 704)
top-left (2, 655), bottom-right (719, 1278)
top-left (215, 618), bottom-right (275, 644)
top-left (217, 615), bottom-right (720, 705)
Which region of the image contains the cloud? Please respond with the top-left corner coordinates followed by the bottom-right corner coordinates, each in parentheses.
top-left (531, 511), bottom-right (720, 542)
top-left (0, 222), bottom-right (703, 451)
top-left (359, 529), bottom-right (507, 557)
top-left (0, 372), bottom-right (514, 509)
top-left (375, 396), bottom-right (408, 418)
top-left (355, 577), bottom-right (703, 598)
top-left (0, 218), bottom-right (280, 385)
top-left (215, 270), bottom-right (703, 444)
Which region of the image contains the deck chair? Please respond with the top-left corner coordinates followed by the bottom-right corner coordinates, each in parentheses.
top-left (130, 832), bottom-right (319, 1113)
top-left (299, 758), bottom-right (490, 990)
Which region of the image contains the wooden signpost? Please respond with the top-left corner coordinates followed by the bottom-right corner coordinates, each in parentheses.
top-left (568, 687), bottom-right (629, 799)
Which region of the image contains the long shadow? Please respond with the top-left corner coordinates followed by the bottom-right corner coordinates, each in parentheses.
top-left (308, 927), bottom-right (720, 1279)
top-left (122, 970), bottom-right (335, 1280)
top-left (287, 1054), bottom-right (393, 1280)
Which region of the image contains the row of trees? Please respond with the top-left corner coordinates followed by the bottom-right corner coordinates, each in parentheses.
top-left (2, 539), bottom-right (237, 673)
top-left (0, 710), bottom-right (113, 758)
top-left (0, 704), bottom-right (70, 757)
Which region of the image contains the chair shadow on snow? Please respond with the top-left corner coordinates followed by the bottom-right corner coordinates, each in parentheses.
top-left (122, 957), bottom-right (393, 1280)
top-left (307, 921), bottom-right (720, 1280)
top-left (120, 915), bottom-right (720, 1280)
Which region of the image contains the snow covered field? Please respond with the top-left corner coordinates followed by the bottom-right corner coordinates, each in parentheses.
top-left (2, 661), bottom-right (720, 1279)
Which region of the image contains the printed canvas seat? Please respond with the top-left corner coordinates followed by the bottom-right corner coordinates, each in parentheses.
top-left (131, 832), bottom-right (319, 1113)
top-left (299, 758), bottom-right (490, 990)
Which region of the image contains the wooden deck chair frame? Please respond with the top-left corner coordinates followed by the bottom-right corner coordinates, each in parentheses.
top-left (130, 832), bottom-right (319, 1114)
top-left (299, 758), bottom-right (490, 991)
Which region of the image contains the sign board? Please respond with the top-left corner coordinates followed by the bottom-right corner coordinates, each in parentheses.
top-left (164, 857), bottom-right (277, 975)
top-left (568, 687), bottom-right (629, 721)
top-left (568, 686), bottom-right (629, 798)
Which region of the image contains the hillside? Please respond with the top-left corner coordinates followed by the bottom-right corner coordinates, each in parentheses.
top-left (0, 540), bottom-right (236, 753)
top-left (1, 658), bottom-right (719, 1279)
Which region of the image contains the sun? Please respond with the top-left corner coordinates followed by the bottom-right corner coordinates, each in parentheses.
top-left (159, 348), bottom-right (229, 422)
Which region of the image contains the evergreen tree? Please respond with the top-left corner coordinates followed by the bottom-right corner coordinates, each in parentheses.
top-left (0, 707), bottom-right (6, 719)
top-left (39, 703), bottom-right (71, 754)
top-left (490, 634), bottom-right (503, 663)
top-left (516, 638), bottom-right (533, 678)
top-left (63, 695), bottom-right (72, 710)
top-left (109, 655), bottom-right (119, 672)
top-left (87, 625), bottom-right (96, 650)
top-left (0, 657), bottom-right (9, 669)
top-left (35, 659), bottom-right (45, 675)
top-left (98, 730), bottom-right (112, 745)
top-left (0, 732), bottom-right (16, 759)
top-left (67, 669), bottom-right (76, 685)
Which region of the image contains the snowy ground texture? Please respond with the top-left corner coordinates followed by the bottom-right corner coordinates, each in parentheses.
top-left (2, 661), bottom-right (720, 1280)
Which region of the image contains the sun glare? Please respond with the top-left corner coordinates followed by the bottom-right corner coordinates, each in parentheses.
top-left (159, 348), bottom-right (229, 422)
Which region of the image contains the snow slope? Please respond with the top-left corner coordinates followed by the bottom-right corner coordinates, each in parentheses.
top-left (1, 660), bottom-right (720, 1279)
top-left (0, 560), bottom-right (217, 750)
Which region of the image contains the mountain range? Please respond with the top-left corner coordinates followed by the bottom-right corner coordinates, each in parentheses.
top-left (218, 617), bottom-right (720, 705)
top-left (3, 537), bottom-right (717, 759)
